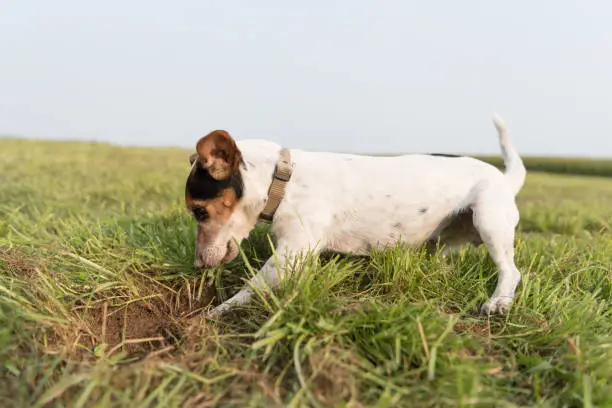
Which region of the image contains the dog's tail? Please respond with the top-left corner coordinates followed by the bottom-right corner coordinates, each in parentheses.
top-left (493, 114), bottom-right (526, 195)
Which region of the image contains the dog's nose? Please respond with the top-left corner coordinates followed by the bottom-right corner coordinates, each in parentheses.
top-left (194, 244), bottom-right (231, 269)
top-left (194, 253), bottom-right (218, 269)
top-left (194, 252), bottom-right (210, 269)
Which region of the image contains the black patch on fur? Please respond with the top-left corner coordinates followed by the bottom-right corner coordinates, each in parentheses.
top-left (186, 165), bottom-right (244, 201)
top-left (418, 207), bottom-right (428, 214)
top-left (427, 153), bottom-right (462, 158)
top-left (393, 222), bottom-right (402, 229)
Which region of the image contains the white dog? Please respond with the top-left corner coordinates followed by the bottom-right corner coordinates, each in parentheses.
top-left (184, 115), bottom-right (526, 317)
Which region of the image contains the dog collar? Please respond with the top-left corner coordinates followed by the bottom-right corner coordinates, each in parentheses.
top-left (259, 148), bottom-right (293, 223)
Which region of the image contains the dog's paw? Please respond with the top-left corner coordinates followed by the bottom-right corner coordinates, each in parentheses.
top-left (206, 303), bottom-right (231, 319)
top-left (480, 296), bottom-right (513, 315)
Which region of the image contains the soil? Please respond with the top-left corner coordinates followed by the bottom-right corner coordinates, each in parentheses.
top-left (27, 273), bottom-right (221, 362)
top-left (1, 248), bottom-right (222, 361)
top-left (72, 279), bottom-right (218, 359)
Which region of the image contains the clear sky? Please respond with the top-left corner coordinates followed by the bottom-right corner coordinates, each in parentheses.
top-left (1, 1), bottom-right (611, 156)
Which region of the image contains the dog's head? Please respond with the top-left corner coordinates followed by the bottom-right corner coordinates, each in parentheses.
top-left (185, 130), bottom-right (246, 269)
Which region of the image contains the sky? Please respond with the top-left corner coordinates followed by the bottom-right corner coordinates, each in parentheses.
top-left (1, 1), bottom-right (612, 156)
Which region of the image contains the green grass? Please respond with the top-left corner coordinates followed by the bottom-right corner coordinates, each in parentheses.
top-left (372, 151), bottom-right (612, 178)
top-left (476, 156), bottom-right (612, 179)
top-left (1, 139), bottom-right (611, 407)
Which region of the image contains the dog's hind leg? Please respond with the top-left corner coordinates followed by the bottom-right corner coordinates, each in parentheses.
top-left (471, 191), bottom-right (522, 315)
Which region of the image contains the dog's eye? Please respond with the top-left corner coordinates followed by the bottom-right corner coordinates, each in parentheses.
top-left (192, 206), bottom-right (209, 221)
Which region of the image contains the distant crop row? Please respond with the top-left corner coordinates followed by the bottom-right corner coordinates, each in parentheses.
top-left (368, 153), bottom-right (612, 178)
top-left (475, 156), bottom-right (612, 178)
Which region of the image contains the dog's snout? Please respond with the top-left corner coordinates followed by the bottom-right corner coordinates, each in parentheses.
top-left (194, 257), bottom-right (206, 269)
top-left (194, 251), bottom-right (219, 269)
top-left (194, 242), bottom-right (233, 269)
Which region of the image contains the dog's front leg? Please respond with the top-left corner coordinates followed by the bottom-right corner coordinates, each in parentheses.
top-left (207, 242), bottom-right (314, 318)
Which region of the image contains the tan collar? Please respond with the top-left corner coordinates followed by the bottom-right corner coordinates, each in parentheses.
top-left (259, 148), bottom-right (293, 223)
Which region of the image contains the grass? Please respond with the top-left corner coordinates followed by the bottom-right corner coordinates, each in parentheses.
top-left (476, 156), bottom-right (612, 179)
top-left (1, 138), bottom-right (611, 407)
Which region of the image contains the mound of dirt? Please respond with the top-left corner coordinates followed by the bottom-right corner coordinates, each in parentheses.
top-left (3, 249), bottom-right (228, 363)
top-left (58, 278), bottom-right (218, 361)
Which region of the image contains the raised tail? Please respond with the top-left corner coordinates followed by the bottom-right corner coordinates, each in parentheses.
top-left (492, 114), bottom-right (526, 195)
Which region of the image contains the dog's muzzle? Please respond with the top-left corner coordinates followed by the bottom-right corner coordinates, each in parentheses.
top-left (194, 239), bottom-right (239, 268)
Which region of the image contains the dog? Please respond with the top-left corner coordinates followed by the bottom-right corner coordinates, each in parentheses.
top-left (184, 115), bottom-right (526, 317)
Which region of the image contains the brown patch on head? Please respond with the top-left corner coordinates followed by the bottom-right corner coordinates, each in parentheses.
top-left (186, 188), bottom-right (238, 222)
top-left (195, 130), bottom-right (243, 180)
top-left (205, 189), bottom-right (238, 220)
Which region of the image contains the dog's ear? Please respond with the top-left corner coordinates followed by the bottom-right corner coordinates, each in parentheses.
top-left (195, 130), bottom-right (243, 180)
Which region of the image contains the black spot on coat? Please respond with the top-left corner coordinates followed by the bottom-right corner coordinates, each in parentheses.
top-left (427, 153), bottom-right (462, 158)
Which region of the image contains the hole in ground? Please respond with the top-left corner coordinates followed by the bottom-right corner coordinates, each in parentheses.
top-left (51, 276), bottom-right (218, 361)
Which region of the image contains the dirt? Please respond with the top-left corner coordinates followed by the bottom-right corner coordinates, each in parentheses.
top-left (308, 348), bottom-right (360, 405)
top-left (1, 248), bottom-right (222, 361)
top-left (0, 248), bottom-right (39, 279)
top-left (58, 277), bottom-right (218, 361)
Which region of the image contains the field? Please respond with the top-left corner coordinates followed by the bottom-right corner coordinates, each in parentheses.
top-left (1, 139), bottom-right (611, 407)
